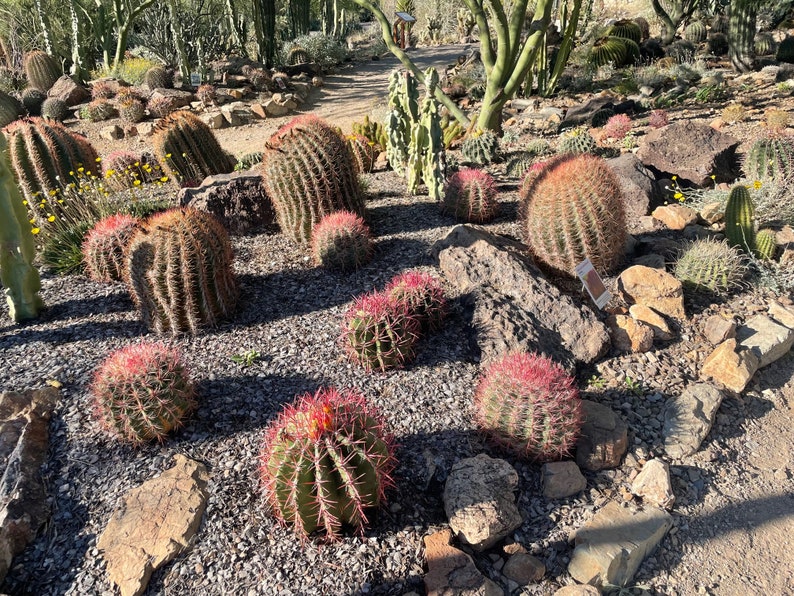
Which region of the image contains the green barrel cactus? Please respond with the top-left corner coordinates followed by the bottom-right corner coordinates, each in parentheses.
top-left (589, 36), bottom-right (628, 67)
top-left (744, 135), bottom-right (794, 182)
top-left (261, 114), bottom-right (365, 245)
top-left (23, 50), bottom-right (61, 92)
top-left (725, 184), bottom-right (755, 253)
top-left (777, 36), bottom-right (794, 63)
top-left (754, 229), bottom-right (777, 261)
top-left (259, 387), bottom-right (396, 539)
top-left (21, 88), bottom-right (46, 116)
top-left (521, 153), bottom-right (627, 276)
top-left (41, 97), bottom-right (67, 121)
top-left (674, 238), bottom-right (748, 294)
top-left (143, 65), bottom-right (172, 89)
top-left (125, 207), bottom-right (238, 335)
top-left (287, 47), bottom-right (310, 65)
top-left (557, 127), bottom-right (598, 155)
top-left (461, 130), bottom-right (499, 165)
top-left (684, 21), bottom-right (708, 43)
top-left (606, 19), bottom-right (642, 44)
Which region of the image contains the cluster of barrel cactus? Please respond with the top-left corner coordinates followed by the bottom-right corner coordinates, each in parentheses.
top-left (744, 135), bottom-right (794, 182)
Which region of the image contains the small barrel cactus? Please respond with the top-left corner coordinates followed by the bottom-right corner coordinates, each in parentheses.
top-left (385, 270), bottom-right (447, 333)
top-left (606, 19), bottom-right (642, 44)
top-left (744, 135), bottom-right (794, 182)
top-left (442, 168), bottom-right (499, 223)
top-left (708, 33), bottom-right (729, 56)
top-left (196, 84), bottom-right (217, 105)
top-left (287, 46), bottom-right (310, 65)
top-left (725, 184), bottom-right (755, 253)
top-left (557, 127), bottom-right (598, 155)
top-left (143, 65), bottom-right (172, 90)
top-left (311, 211), bottom-right (374, 272)
top-left (776, 36), bottom-right (794, 64)
top-left (589, 36), bottom-right (628, 67)
top-left (147, 95), bottom-right (177, 119)
top-left (505, 152), bottom-right (535, 178)
top-left (103, 150), bottom-right (156, 190)
top-left (340, 291), bottom-right (419, 372)
top-left (347, 134), bottom-right (377, 174)
top-left (118, 98), bottom-right (145, 123)
top-left (674, 238), bottom-right (748, 293)
top-left (21, 88), bottom-right (46, 116)
top-left (41, 97), bottom-right (67, 121)
top-left (473, 352), bottom-right (583, 461)
top-left (259, 386), bottom-right (396, 539)
top-left (754, 32), bottom-right (776, 56)
top-left (84, 98), bottom-right (117, 122)
top-left (684, 21), bottom-right (707, 43)
top-left (461, 130), bottom-right (500, 165)
top-left (603, 113), bottom-right (632, 139)
top-left (23, 50), bottom-right (61, 92)
top-left (82, 213), bottom-right (140, 283)
top-left (754, 229), bottom-right (778, 261)
top-left (91, 80), bottom-right (116, 99)
top-left (0, 90), bottom-right (23, 127)
top-left (125, 207), bottom-right (238, 335)
top-left (522, 153), bottom-right (627, 276)
top-left (648, 109), bottom-right (669, 129)
top-left (91, 341), bottom-right (196, 444)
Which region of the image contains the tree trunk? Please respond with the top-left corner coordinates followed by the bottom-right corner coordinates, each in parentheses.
top-left (729, 0), bottom-right (757, 73)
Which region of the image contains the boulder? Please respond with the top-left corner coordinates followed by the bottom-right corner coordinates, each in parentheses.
top-left (702, 314), bottom-right (737, 345)
top-left (559, 96), bottom-right (637, 130)
top-left (541, 461), bottom-right (587, 499)
top-left (607, 314), bottom-right (654, 353)
top-left (701, 338), bottom-right (759, 393)
top-left (631, 459), bottom-right (675, 509)
top-left (48, 75), bottom-right (90, 106)
top-left (200, 112), bottom-right (225, 130)
top-left (178, 171), bottom-right (275, 235)
top-left (149, 88), bottom-right (195, 109)
top-left (443, 454), bottom-right (523, 551)
top-left (629, 304), bottom-right (675, 341)
top-left (618, 265), bottom-right (686, 321)
top-left (503, 552), bottom-right (545, 585)
top-left (606, 153), bottom-right (656, 230)
top-left (423, 529), bottom-right (502, 596)
top-left (263, 99), bottom-right (290, 117)
top-left (432, 226), bottom-right (610, 368)
top-left (0, 387), bottom-right (59, 583)
top-left (663, 383), bottom-right (724, 459)
top-left (575, 400), bottom-right (628, 471)
top-left (636, 121), bottom-right (740, 186)
top-left (735, 314), bottom-right (794, 369)
top-left (97, 455), bottom-right (209, 596)
top-left (651, 204), bottom-right (698, 230)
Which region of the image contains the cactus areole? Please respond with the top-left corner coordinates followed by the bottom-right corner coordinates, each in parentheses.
top-left (259, 387), bottom-right (396, 539)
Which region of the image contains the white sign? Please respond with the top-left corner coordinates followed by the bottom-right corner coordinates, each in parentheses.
top-left (575, 258), bottom-right (611, 309)
top-left (190, 72), bottom-right (201, 86)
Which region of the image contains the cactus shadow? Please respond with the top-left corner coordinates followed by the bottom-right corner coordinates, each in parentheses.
top-left (367, 200), bottom-right (450, 236)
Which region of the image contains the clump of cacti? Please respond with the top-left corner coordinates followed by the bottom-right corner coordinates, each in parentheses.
top-left (90, 341), bottom-right (196, 444)
top-left (743, 135), bottom-right (794, 183)
top-left (385, 70), bottom-right (419, 176)
top-left (84, 98), bottom-right (117, 122)
top-left (196, 84), bottom-right (217, 105)
top-left (754, 229), bottom-right (778, 261)
top-left (82, 214), bottom-right (140, 282)
top-left (41, 97), bottom-right (67, 121)
top-left (557, 127), bottom-right (598, 155)
top-left (521, 153), bottom-right (627, 276)
top-left (606, 19), bottom-right (642, 44)
top-left (441, 114), bottom-right (464, 149)
top-left (125, 207), bottom-right (238, 335)
top-left (674, 238), bottom-right (748, 293)
top-left (352, 116), bottom-right (388, 152)
top-left (147, 95), bottom-right (178, 118)
top-left (442, 168), bottom-right (499, 223)
top-left (103, 150), bottom-right (154, 190)
top-left (21, 88), bottom-right (46, 116)
top-left (385, 270), bottom-right (447, 333)
top-left (0, 89), bottom-right (22, 127)
top-left (603, 113), bottom-right (632, 139)
top-left (311, 211), bottom-right (374, 272)
top-left (261, 114), bottom-right (365, 244)
top-left (347, 134), bottom-right (377, 174)
top-left (152, 110), bottom-right (236, 183)
top-left (725, 184), bottom-right (755, 253)
top-left (461, 129), bottom-right (500, 165)
top-left (340, 291), bottom-right (419, 372)
top-left (91, 80), bottom-right (115, 99)
top-left (684, 21), bottom-right (707, 43)
top-left (648, 109), bottom-right (669, 129)
top-left (23, 50), bottom-right (60, 91)
top-left (473, 351), bottom-right (583, 462)
top-left (118, 98), bottom-right (145, 123)
top-left (259, 386), bottom-right (396, 539)
top-left (143, 65), bottom-right (172, 90)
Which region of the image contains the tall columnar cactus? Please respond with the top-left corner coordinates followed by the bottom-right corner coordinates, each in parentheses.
top-left (261, 115), bottom-right (365, 245)
top-left (311, 211), bottom-right (374, 272)
top-left (23, 50), bottom-right (61, 92)
top-left (674, 238), bottom-right (748, 293)
top-left (725, 184), bottom-right (755, 253)
top-left (82, 214), bottom-right (140, 283)
top-left (406, 67), bottom-right (444, 201)
top-left (259, 387), bottom-right (396, 539)
top-left (521, 154), bottom-right (627, 276)
top-left (151, 111), bottom-right (236, 184)
top-left (0, 134), bottom-right (43, 322)
top-left (743, 135), bottom-right (794, 182)
top-left (729, 0), bottom-right (757, 73)
top-left (385, 70), bottom-right (419, 176)
top-left (473, 352), bottom-right (583, 462)
top-left (0, 90), bottom-right (22, 127)
top-left (125, 208), bottom-right (238, 335)
top-left (385, 270), bottom-right (447, 333)
top-left (4, 117), bottom-right (99, 227)
top-left (442, 168), bottom-right (499, 223)
top-left (90, 341), bottom-right (196, 444)
top-left (341, 291), bottom-right (419, 372)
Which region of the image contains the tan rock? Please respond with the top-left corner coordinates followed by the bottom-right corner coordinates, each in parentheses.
top-left (100, 125), bottom-right (123, 141)
top-left (663, 383), bottom-right (724, 459)
top-left (736, 314), bottom-right (794, 368)
top-left (554, 586), bottom-right (601, 596)
top-left (618, 265), bottom-right (686, 321)
top-left (250, 103), bottom-right (267, 119)
top-left (769, 301), bottom-right (794, 329)
top-left (629, 304), bottom-right (675, 341)
top-left (702, 314), bottom-right (737, 345)
top-left (631, 459), bottom-right (675, 509)
top-left (264, 99), bottom-right (290, 117)
top-left (651, 204), bottom-right (698, 230)
top-left (200, 112), bottom-right (225, 129)
top-left (98, 455), bottom-right (209, 596)
top-left (701, 338), bottom-right (759, 393)
top-left (608, 314), bottom-right (654, 353)
top-left (503, 552), bottom-right (545, 585)
top-left (699, 202), bottom-right (724, 224)
top-left (423, 529), bottom-right (502, 596)
top-left (542, 461), bottom-right (587, 499)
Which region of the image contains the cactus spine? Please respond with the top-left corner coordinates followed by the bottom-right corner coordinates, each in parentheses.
top-left (259, 387), bottom-right (396, 539)
top-left (82, 214), bottom-right (140, 283)
top-left (125, 208), bottom-right (238, 335)
top-left (406, 67), bottom-right (444, 201)
top-left (152, 111), bottom-right (236, 183)
top-left (311, 211), bottom-right (374, 272)
top-left (674, 238), bottom-right (748, 293)
top-left (521, 154), bottom-right (627, 276)
top-left (724, 184), bottom-right (755, 253)
top-left (23, 50), bottom-right (61, 91)
top-left (0, 134), bottom-right (43, 322)
top-left (261, 115), bottom-right (365, 245)
top-left (385, 270), bottom-right (447, 333)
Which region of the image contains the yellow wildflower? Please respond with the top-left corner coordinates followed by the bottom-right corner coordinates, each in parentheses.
top-left (47, 215), bottom-right (55, 222)
top-left (753, 180), bottom-right (762, 190)
top-left (133, 179), bottom-right (142, 186)
top-left (31, 227), bottom-right (40, 234)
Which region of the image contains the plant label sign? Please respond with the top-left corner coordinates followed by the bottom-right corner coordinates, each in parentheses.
top-left (575, 258), bottom-right (611, 309)
top-left (190, 73), bottom-right (202, 86)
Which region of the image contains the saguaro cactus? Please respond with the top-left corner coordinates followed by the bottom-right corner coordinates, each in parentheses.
top-left (0, 134), bottom-right (44, 322)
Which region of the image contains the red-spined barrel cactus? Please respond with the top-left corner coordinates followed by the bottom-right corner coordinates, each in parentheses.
top-left (385, 270), bottom-right (447, 333)
top-left (82, 214), bottom-right (140, 283)
top-left (311, 211), bottom-right (373, 272)
top-left (91, 341), bottom-right (196, 444)
top-left (259, 387), bottom-right (396, 539)
top-left (521, 153), bottom-right (627, 276)
top-left (442, 168), bottom-right (499, 223)
top-left (341, 292), bottom-right (419, 372)
top-left (473, 352), bottom-right (583, 461)
top-left (603, 113), bottom-right (632, 139)
top-left (125, 208), bottom-right (238, 335)
top-left (261, 115), bottom-right (365, 244)
top-left (347, 133), bottom-right (377, 174)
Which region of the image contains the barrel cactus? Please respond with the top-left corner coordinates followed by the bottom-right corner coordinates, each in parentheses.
top-left (259, 386), bottom-right (396, 539)
top-left (461, 130), bottom-right (499, 165)
top-left (261, 115), bottom-right (365, 244)
top-left (776, 36), bottom-right (794, 64)
top-left (385, 270), bottom-right (447, 333)
top-left (287, 47), bottom-right (310, 65)
top-left (521, 154), bottom-right (627, 276)
top-left (725, 184), bottom-right (755, 253)
top-left (21, 88), bottom-right (46, 116)
top-left (118, 98), bottom-right (145, 123)
top-left (603, 113), bottom-right (632, 139)
top-left (557, 127), bottom-right (598, 155)
top-left (0, 89), bottom-right (22, 127)
top-left (23, 50), bottom-right (60, 91)
top-left (91, 341), bottom-right (196, 444)
top-left (347, 134), bottom-right (377, 174)
top-left (708, 33), bottom-right (729, 56)
top-left (674, 238), bottom-right (748, 293)
top-left (82, 213), bottom-right (140, 283)
top-left (41, 97), bottom-right (67, 121)
top-left (442, 168), bottom-right (499, 223)
top-left (744, 135), bottom-right (794, 182)
top-left (606, 19), bottom-right (642, 44)
top-left (84, 98), bottom-right (117, 122)
top-left (755, 229), bottom-right (778, 261)
top-left (754, 32), bottom-right (776, 57)
top-left (125, 207), bottom-right (238, 335)
top-left (589, 36), bottom-right (628, 67)
top-left (684, 21), bottom-right (707, 43)
top-left (152, 110), bottom-right (236, 184)
top-left (311, 211), bottom-right (374, 272)
top-left (143, 66), bottom-right (172, 90)
top-left (103, 150), bottom-right (156, 190)
top-left (473, 351), bottom-right (583, 462)
top-left (340, 291), bottom-right (419, 372)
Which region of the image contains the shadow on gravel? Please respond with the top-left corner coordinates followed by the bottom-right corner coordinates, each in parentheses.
top-left (0, 318), bottom-right (145, 350)
top-left (367, 201), bottom-right (449, 236)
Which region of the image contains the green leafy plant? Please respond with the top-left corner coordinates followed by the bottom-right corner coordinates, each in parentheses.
top-left (587, 374), bottom-right (606, 389)
top-left (623, 375), bottom-right (643, 396)
top-left (231, 349), bottom-right (262, 367)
